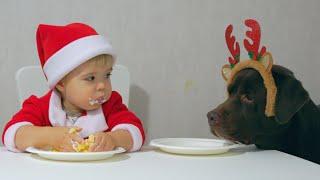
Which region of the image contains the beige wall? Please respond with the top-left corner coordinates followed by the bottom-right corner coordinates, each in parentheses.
top-left (1, 0), bottom-right (320, 144)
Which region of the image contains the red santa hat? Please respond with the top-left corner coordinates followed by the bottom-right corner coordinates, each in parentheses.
top-left (36, 22), bottom-right (115, 89)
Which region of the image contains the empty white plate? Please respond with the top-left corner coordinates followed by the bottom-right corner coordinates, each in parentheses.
top-left (150, 138), bottom-right (243, 155)
top-left (26, 147), bottom-right (126, 161)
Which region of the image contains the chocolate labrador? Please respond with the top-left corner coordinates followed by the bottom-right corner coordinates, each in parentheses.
top-left (207, 65), bottom-right (320, 164)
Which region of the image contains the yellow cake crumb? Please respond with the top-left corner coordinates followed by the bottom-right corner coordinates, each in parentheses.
top-left (53, 128), bottom-right (95, 152)
top-left (73, 135), bottom-right (95, 152)
top-left (68, 127), bottom-right (78, 134)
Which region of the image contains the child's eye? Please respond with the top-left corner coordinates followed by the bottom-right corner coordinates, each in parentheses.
top-left (105, 73), bottom-right (112, 79)
top-left (85, 76), bottom-right (95, 81)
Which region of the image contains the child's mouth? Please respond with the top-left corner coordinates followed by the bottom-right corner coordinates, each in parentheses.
top-left (89, 96), bottom-right (107, 105)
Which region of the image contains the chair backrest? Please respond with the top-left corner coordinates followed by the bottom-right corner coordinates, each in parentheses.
top-left (15, 64), bottom-right (130, 106)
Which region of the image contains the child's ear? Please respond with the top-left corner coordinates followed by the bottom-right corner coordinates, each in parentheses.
top-left (55, 82), bottom-right (64, 92)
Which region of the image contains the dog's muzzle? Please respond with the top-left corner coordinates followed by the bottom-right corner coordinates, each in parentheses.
top-left (207, 111), bottom-right (221, 126)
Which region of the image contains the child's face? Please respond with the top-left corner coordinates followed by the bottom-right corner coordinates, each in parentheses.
top-left (57, 59), bottom-right (113, 112)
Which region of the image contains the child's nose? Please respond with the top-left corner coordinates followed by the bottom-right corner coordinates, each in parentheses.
top-left (96, 81), bottom-right (107, 91)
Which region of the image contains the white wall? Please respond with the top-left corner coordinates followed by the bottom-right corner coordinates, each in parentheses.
top-left (1, 0), bottom-right (320, 144)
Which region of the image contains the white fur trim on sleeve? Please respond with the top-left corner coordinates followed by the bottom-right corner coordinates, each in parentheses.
top-left (111, 124), bottom-right (143, 152)
top-left (3, 122), bottom-right (34, 152)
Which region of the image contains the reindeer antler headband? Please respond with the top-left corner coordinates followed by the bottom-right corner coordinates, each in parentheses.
top-left (221, 19), bottom-right (277, 117)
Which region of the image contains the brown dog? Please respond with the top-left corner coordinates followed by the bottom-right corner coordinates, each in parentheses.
top-left (207, 65), bottom-right (320, 164)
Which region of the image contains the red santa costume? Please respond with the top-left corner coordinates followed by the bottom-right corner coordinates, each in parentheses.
top-left (1, 23), bottom-right (145, 152)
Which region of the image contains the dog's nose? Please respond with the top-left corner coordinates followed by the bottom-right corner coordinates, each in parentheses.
top-left (207, 111), bottom-right (221, 126)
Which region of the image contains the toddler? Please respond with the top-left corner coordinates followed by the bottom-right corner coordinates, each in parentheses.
top-left (2, 23), bottom-right (145, 152)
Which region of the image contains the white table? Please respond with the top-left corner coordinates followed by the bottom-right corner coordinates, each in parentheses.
top-left (0, 145), bottom-right (319, 180)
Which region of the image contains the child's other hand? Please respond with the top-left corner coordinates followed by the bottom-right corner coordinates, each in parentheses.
top-left (55, 127), bottom-right (84, 152)
top-left (89, 132), bottom-right (116, 152)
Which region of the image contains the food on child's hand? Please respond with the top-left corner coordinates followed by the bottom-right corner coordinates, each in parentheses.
top-left (63, 128), bottom-right (95, 152)
top-left (73, 135), bottom-right (95, 152)
top-left (68, 127), bottom-right (78, 134)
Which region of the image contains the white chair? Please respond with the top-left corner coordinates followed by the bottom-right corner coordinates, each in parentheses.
top-left (15, 64), bottom-right (130, 106)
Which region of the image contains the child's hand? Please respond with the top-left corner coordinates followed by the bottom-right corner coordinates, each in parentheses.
top-left (54, 127), bottom-right (84, 152)
top-left (89, 132), bottom-right (116, 152)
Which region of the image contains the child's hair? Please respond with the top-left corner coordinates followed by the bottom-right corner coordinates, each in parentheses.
top-left (88, 54), bottom-right (114, 67)
top-left (56, 54), bottom-right (114, 89)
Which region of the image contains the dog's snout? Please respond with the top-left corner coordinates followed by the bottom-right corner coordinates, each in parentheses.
top-left (207, 111), bottom-right (221, 126)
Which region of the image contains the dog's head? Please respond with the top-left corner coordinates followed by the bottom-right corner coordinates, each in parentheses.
top-left (207, 19), bottom-right (310, 146)
top-left (207, 65), bottom-right (309, 145)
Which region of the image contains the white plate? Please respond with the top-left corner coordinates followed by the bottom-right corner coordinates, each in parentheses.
top-left (150, 138), bottom-right (243, 155)
top-left (25, 147), bottom-right (126, 161)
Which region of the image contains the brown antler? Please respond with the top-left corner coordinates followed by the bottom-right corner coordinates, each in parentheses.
top-left (243, 19), bottom-right (266, 60)
top-left (225, 24), bottom-right (240, 67)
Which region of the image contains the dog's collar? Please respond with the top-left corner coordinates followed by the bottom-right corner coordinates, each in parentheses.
top-left (221, 19), bottom-right (277, 117)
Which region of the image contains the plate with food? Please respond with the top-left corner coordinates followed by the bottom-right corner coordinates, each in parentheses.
top-left (150, 138), bottom-right (244, 155)
top-left (26, 147), bottom-right (126, 161)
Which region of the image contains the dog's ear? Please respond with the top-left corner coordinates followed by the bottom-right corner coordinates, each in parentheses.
top-left (273, 66), bottom-right (309, 124)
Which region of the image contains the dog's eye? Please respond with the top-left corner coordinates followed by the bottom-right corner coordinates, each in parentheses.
top-left (240, 94), bottom-right (254, 104)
